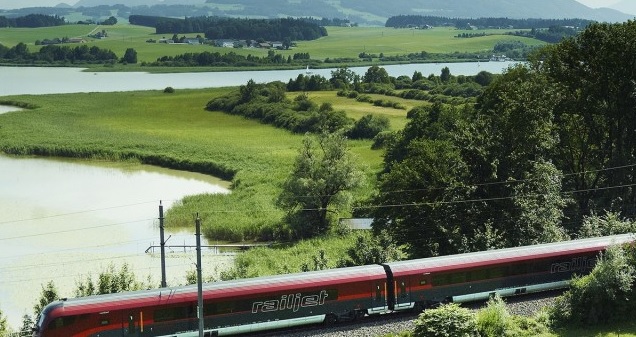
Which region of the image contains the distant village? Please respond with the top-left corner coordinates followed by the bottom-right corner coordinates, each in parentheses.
top-left (35, 30), bottom-right (291, 51)
top-left (150, 36), bottom-right (289, 50)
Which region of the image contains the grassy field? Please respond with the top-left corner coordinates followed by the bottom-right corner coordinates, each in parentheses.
top-left (297, 26), bottom-right (544, 59)
top-left (0, 23), bottom-right (545, 65)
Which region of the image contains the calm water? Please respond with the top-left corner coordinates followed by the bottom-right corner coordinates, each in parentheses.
top-left (0, 155), bottom-right (232, 328)
top-left (0, 106), bottom-right (22, 114)
top-left (0, 62), bottom-right (517, 96)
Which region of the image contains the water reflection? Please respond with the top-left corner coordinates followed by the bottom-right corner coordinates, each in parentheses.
top-left (0, 155), bottom-right (232, 327)
top-left (0, 105), bottom-right (22, 114)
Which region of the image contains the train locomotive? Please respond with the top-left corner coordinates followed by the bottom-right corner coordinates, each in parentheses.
top-left (33, 233), bottom-right (634, 337)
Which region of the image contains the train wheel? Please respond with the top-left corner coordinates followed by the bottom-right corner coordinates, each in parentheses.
top-left (324, 313), bottom-right (338, 325)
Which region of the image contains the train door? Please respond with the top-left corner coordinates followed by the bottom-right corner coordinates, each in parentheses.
top-left (369, 281), bottom-right (388, 314)
top-left (124, 311), bottom-right (143, 337)
top-left (393, 276), bottom-right (412, 311)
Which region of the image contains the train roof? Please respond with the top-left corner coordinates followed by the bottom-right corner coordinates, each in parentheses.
top-left (51, 264), bottom-right (387, 316)
top-left (384, 233), bottom-right (634, 277)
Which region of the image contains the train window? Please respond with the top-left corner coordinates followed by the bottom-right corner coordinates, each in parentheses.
top-left (432, 274), bottom-right (449, 286)
top-left (450, 272), bottom-right (466, 284)
top-left (469, 269), bottom-right (488, 282)
top-left (205, 301), bottom-right (235, 315)
top-left (509, 264), bottom-right (527, 276)
top-left (48, 316), bottom-right (76, 330)
top-left (154, 306), bottom-right (191, 322)
top-left (488, 267), bottom-right (504, 279)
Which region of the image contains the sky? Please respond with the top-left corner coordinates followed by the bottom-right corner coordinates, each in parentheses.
top-left (575, 0), bottom-right (621, 8)
top-left (0, 0), bottom-right (624, 10)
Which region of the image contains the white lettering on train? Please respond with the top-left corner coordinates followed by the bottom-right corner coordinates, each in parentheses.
top-left (251, 290), bottom-right (329, 313)
top-left (550, 256), bottom-right (595, 273)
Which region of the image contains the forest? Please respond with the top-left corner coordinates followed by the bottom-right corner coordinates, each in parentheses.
top-left (129, 15), bottom-right (328, 41)
top-left (385, 15), bottom-right (593, 30)
top-left (0, 42), bottom-right (118, 64)
top-left (0, 13), bottom-right (65, 28)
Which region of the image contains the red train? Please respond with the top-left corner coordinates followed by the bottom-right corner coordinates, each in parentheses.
top-left (33, 234), bottom-right (633, 337)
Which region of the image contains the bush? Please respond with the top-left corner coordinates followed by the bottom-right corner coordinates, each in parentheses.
top-left (413, 303), bottom-right (478, 337)
top-left (372, 131), bottom-right (396, 150)
top-left (476, 295), bottom-right (510, 337)
top-left (578, 211), bottom-right (636, 238)
top-left (347, 114), bottom-right (390, 139)
top-left (163, 86), bottom-right (175, 93)
top-left (548, 244), bottom-right (636, 326)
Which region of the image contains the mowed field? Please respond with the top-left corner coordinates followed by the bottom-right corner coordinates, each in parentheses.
top-left (0, 22), bottom-right (545, 63)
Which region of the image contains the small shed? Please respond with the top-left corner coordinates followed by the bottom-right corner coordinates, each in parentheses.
top-left (339, 218), bottom-right (373, 230)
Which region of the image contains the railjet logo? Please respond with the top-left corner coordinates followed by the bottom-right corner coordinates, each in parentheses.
top-left (251, 290), bottom-right (329, 313)
top-left (550, 256), bottom-right (595, 274)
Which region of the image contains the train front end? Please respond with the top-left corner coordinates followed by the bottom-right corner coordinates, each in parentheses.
top-left (32, 301), bottom-right (65, 337)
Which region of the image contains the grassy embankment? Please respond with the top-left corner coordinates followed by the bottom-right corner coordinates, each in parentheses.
top-left (0, 24), bottom-right (544, 71)
top-left (0, 88), bottom-right (418, 243)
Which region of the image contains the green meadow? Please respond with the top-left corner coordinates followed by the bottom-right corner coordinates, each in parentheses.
top-left (296, 26), bottom-right (544, 59)
top-left (0, 23), bottom-right (544, 66)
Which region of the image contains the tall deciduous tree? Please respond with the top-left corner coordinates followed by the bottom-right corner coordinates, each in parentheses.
top-left (362, 65), bottom-right (390, 84)
top-left (277, 132), bottom-right (364, 239)
top-left (373, 65), bottom-right (567, 257)
top-left (467, 64), bottom-right (567, 246)
top-left (121, 48), bottom-right (137, 64)
top-left (535, 21), bottom-right (636, 224)
top-left (372, 103), bottom-right (473, 257)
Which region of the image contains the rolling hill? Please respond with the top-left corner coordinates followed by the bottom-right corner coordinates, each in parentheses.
top-left (3, 0), bottom-right (633, 25)
top-left (73, 0), bottom-right (632, 24)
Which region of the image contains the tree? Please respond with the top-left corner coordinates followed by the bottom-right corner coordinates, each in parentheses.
top-left (534, 21), bottom-right (636, 227)
top-left (372, 103), bottom-right (474, 257)
top-left (121, 48), bottom-right (137, 64)
top-left (277, 132), bottom-right (365, 239)
top-left (336, 231), bottom-right (405, 267)
top-left (75, 262), bottom-right (148, 296)
top-left (33, 281), bottom-right (58, 317)
top-left (578, 211), bottom-right (636, 238)
top-left (19, 315), bottom-right (34, 337)
top-left (362, 65), bottom-right (390, 84)
top-left (239, 79), bottom-right (258, 103)
top-left (329, 67), bottom-right (358, 89)
top-left (465, 64), bottom-right (566, 247)
top-left (101, 16), bottom-right (117, 25)
top-left (440, 66), bottom-right (451, 82)
top-left (0, 307), bottom-right (7, 337)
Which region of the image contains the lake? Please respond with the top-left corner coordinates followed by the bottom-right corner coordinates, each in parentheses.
top-left (0, 155), bottom-right (232, 328)
top-left (0, 61), bottom-right (517, 96)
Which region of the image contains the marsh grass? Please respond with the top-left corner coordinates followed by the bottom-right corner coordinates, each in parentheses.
top-left (0, 87), bottom-right (407, 241)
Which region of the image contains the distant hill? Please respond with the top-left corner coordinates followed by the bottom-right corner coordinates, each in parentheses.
top-left (73, 0), bottom-right (632, 24)
top-left (609, 0), bottom-right (636, 16)
top-left (3, 0), bottom-right (633, 25)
